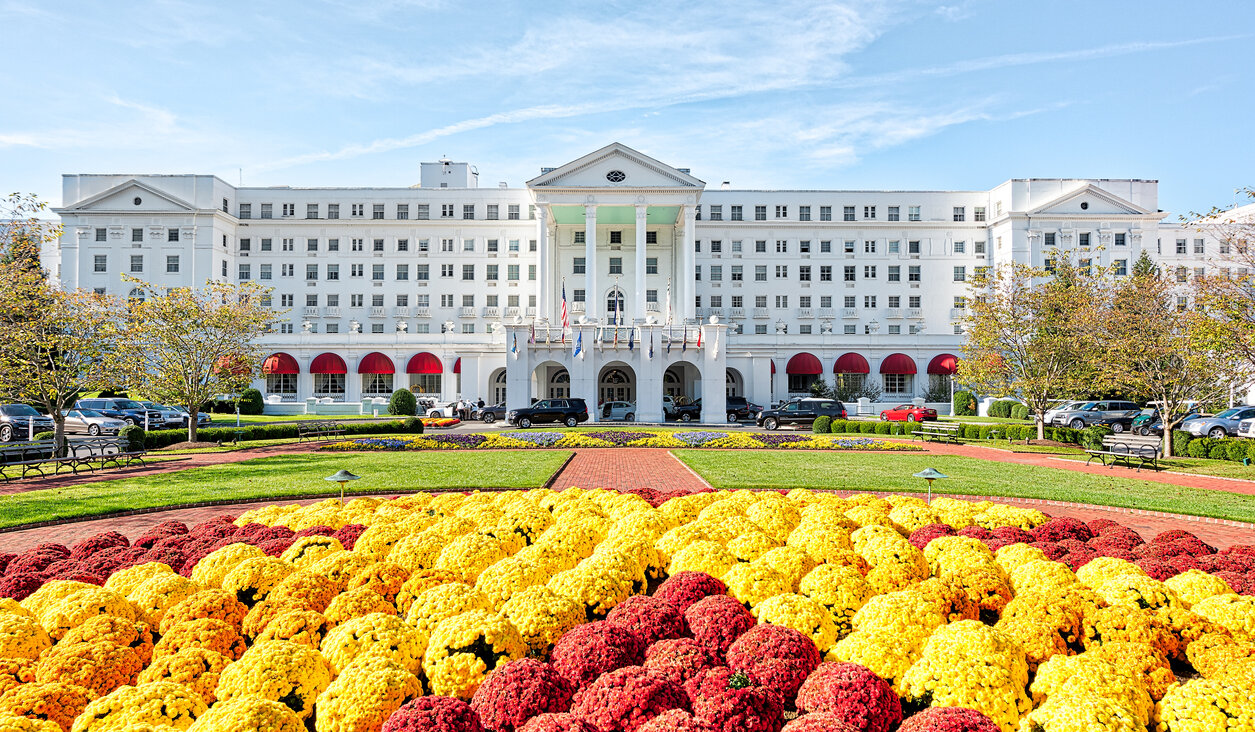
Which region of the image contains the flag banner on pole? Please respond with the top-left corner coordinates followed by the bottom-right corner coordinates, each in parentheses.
top-left (628, 327), bottom-right (634, 351)
top-left (511, 333), bottom-right (518, 357)
top-left (682, 326), bottom-right (688, 352)
top-left (560, 281), bottom-right (569, 343)
top-left (696, 328), bottom-right (702, 348)
top-left (649, 331), bottom-right (654, 359)
top-left (528, 323), bottom-right (535, 344)
top-left (666, 325), bottom-right (673, 354)
top-left (574, 332), bottom-right (582, 359)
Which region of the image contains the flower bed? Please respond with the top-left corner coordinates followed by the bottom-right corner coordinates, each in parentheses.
top-left (1, 489), bottom-right (1252, 732)
top-left (321, 430), bottom-right (922, 452)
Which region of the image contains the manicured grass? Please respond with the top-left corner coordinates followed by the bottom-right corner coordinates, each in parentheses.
top-left (675, 450), bottom-right (1255, 523)
top-left (0, 451), bottom-right (571, 529)
top-left (1048, 452), bottom-right (1255, 481)
top-left (939, 415), bottom-right (1035, 425)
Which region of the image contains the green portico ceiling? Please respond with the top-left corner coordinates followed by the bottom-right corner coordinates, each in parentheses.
top-left (549, 205), bottom-right (680, 226)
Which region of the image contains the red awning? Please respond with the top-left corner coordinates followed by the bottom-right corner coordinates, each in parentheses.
top-left (406, 352), bottom-right (442, 375)
top-left (833, 352), bottom-right (870, 374)
top-left (786, 353), bottom-right (822, 375)
top-left (880, 353), bottom-right (917, 375)
top-left (770, 360), bottom-right (776, 375)
top-left (310, 353), bottom-right (347, 374)
top-left (453, 357), bottom-right (461, 374)
top-left (261, 352), bottom-right (299, 375)
top-left (927, 354), bottom-right (959, 375)
top-left (358, 352), bottom-right (395, 374)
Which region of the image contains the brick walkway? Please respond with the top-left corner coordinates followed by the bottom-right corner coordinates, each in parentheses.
top-left (553, 448), bottom-right (712, 493)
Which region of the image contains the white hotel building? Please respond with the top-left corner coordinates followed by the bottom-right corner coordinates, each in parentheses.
top-left (48, 143), bottom-right (1226, 422)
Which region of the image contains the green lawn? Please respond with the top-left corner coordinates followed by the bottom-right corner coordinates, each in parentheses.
top-left (0, 451), bottom-right (571, 529)
top-left (675, 450), bottom-right (1255, 523)
top-left (939, 415), bottom-right (1035, 425)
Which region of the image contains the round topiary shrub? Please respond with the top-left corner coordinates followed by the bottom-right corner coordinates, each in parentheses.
top-left (1010, 404), bottom-right (1030, 421)
top-left (403, 417), bottom-right (425, 434)
top-left (952, 390), bottom-right (977, 416)
top-left (1079, 424), bottom-right (1113, 451)
top-left (32, 431), bottom-right (55, 442)
top-left (388, 389), bottom-right (418, 416)
top-left (987, 400), bottom-right (1016, 418)
top-left (829, 419), bottom-right (849, 433)
top-left (119, 425), bottom-right (146, 451)
top-left (238, 388), bottom-right (264, 415)
top-left (812, 416), bottom-right (831, 434)
top-left (1186, 438), bottom-right (1211, 459)
top-left (874, 422), bottom-right (891, 435)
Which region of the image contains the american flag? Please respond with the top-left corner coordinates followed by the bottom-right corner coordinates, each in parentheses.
top-left (560, 282), bottom-right (569, 343)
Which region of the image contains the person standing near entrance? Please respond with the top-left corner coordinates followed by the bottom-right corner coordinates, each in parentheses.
top-left (477, 397), bottom-right (485, 410)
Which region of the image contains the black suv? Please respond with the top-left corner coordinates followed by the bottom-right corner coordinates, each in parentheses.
top-left (508, 398), bottom-right (589, 428)
top-left (0, 404), bottom-right (55, 442)
top-left (726, 396), bottom-right (763, 423)
top-left (74, 398), bottom-right (163, 427)
top-left (755, 398), bottom-right (847, 430)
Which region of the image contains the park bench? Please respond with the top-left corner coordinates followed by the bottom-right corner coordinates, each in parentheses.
top-left (916, 422), bottom-right (962, 443)
top-left (1084, 436), bottom-right (1161, 472)
top-left (298, 421), bottom-right (346, 442)
top-left (0, 437), bottom-right (148, 481)
top-left (64, 437), bottom-right (148, 473)
top-left (0, 440), bottom-right (59, 480)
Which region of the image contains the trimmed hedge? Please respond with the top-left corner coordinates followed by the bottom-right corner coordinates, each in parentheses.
top-left (239, 388), bottom-right (264, 416)
top-left (1080, 425), bottom-right (1114, 451)
top-left (141, 418), bottom-right (425, 449)
top-left (1010, 404), bottom-right (1030, 420)
top-left (953, 391), bottom-right (977, 416)
top-left (812, 415), bottom-right (831, 434)
top-left (120, 425), bottom-right (146, 452)
top-left (388, 389), bottom-right (418, 416)
top-left (33, 431), bottom-right (55, 442)
top-left (1172, 430), bottom-right (1193, 458)
top-left (988, 400), bottom-right (1020, 418)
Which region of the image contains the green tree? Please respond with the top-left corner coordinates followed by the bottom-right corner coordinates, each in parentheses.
top-left (1, 193), bottom-right (52, 277)
top-left (0, 264), bottom-right (121, 450)
top-left (1104, 258), bottom-right (1248, 456)
top-left (116, 279), bottom-right (274, 442)
top-left (957, 259), bottom-right (1103, 440)
top-left (1191, 189), bottom-right (1255, 372)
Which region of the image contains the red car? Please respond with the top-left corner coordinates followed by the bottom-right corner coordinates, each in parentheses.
top-left (879, 404), bottom-right (938, 422)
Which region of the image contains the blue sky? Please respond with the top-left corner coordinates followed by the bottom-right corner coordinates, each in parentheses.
top-left (2, 0), bottom-right (1251, 215)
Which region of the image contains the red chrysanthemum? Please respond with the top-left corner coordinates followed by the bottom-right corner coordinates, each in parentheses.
top-left (471, 658), bottom-right (574, 732)
top-left (1061, 548), bottom-right (1098, 572)
top-left (989, 526), bottom-right (1032, 544)
top-left (139, 545), bottom-right (188, 569)
top-left (0, 573), bottom-right (44, 601)
top-left (638, 709), bottom-right (712, 732)
top-left (644, 638), bottom-right (721, 689)
top-left (1030, 518), bottom-right (1093, 544)
top-left (295, 525), bottom-right (338, 538)
top-left (28, 542), bottom-right (70, 557)
top-left (1213, 571), bottom-right (1250, 595)
top-left (81, 546), bottom-right (130, 576)
top-left (688, 667), bottom-right (783, 732)
top-left (780, 712), bottom-right (859, 732)
top-left (1150, 529), bottom-right (1198, 545)
top-left (383, 695), bottom-right (486, 732)
top-left (795, 663), bottom-right (900, 732)
top-left (0, 553), bottom-right (15, 575)
top-left (607, 596), bottom-right (687, 646)
top-left (726, 625), bottom-right (820, 702)
top-left (43, 569), bottom-right (105, 586)
top-left (897, 706), bottom-right (1002, 732)
top-left (654, 572), bottom-right (727, 613)
top-left (1135, 558), bottom-right (1178, 581)
top-left (4, 553), bottom-right (59, 576)
top-left (908, 525), bottom-right (956, 551)
top-left (571, 666), bottom-right (688, 732)
top-left (1086, 519), bottom-right (1122, 535)
top-left (518, 713), bottom-right (598, 732)
top-left (957, 526), bottom-right (993, 542)
top-left (684, 595), bottom-right (756, 659)
top-left (1222, 544), bottom-right (1255, 557)
top-left (132, 520), bottom-right (189, 548)
top-left (551, 621), bottom-right (646, 689)
top-left (333, 524), bottom-right (368, 550)
top-left (1167, 555), bottom-right (1202, 574)
top-left (259, 537), bottom-right (296, 556)
top-left (69, 532), bottom-right (130, 561)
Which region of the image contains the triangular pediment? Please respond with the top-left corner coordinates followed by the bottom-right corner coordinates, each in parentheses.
top-left (1027, 184), bottom-right (1152, 217)
top-left (527, 143), bottom-right (705, 189)
top-left (61, 179), bottom-right (197, 213)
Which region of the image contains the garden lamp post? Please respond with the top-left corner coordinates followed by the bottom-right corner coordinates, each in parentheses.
top-left (912, 467), bottom-right (948, 504)
top-left (325, 469), bottom-right (360, 500)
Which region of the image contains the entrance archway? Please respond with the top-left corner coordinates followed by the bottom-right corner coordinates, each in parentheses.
top-left (489, 368), bottom-right (507, 404)
top-left (664, 362), bottom-right (702, 401)
top-left (598, 361), bottom-right (636, 405)
top-left (725, 368), bottom-right (744, 397)
top-left (531, 361), bottom-right (570, 401)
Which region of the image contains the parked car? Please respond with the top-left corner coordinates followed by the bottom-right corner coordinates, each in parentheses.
top-left (1094, 413), bottom-right (1136, 433)
top-left (755, 398), bottom-right (847, 430)
top-left (476, 402), bottom-right (507, 423)
top-left (74, 398), bottom-right (163, 427)
top-left (1043, 401), bottom-right (1088, 426)
top-left (725, 396), bottom-right (762, 423)
top-left (1137, 411), bottom-right (1200, 437)
top-left (1049, 400), bottom-right (1140, 430)
top-left (171, 406), bottom-right (213, 428)
top-left (1239, 419), bottom-right (1255, 440)
top-left (879, 404), bottom-right (938, 422)
top-left (0, 404), bottom-right (55, 442)
top-left (671, 401), bottom-right (702, 422)
top-left (138, 401), bottom-right (185, 429)
top-left (60, 409), bottom-right (127, 436)
top-left (1183, 407), bottom-right (1255, 439)
top-left (601, 401), bottom-right (636, 421)
top-left (507, 398), bottom-right (589, 428)
top-left (426, 401), bottom-right (460, 419)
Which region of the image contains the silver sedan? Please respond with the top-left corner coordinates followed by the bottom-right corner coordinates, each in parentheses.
top-left (61, 409), bottom-right (128, 436)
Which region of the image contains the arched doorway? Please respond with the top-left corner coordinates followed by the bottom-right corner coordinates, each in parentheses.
top-left (489, 368), bottom-right (507, 404)
top-left (532, 361), bottom-right (570, 400)
top-left (262, 353), bottom-right (299, 399)
top-left (664, 362), bottom-right (702, 401)
top-left (725, 368), bottom-right (744, 398)
top-left (605, 288), bottom-right (626, 325)
top-left (598, 362), bottom-right (636, 405)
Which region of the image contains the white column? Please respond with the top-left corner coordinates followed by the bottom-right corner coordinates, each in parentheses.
top-left (584, 205), bottom-right (598, 322)
top-left (682, 204), bottom-right (697, 323)
top-left (700, 322), bottom-right (727, 424)
top-left (635, 204), bottom-right (647, 323)
top-left (536, 207), bottom-right (549, 321)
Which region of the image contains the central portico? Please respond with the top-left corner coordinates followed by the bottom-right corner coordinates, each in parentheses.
top-left (505, 143), bottom-right (728, 422)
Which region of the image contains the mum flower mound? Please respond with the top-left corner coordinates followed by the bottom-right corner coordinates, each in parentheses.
top-left (726, 624), bottom-right (821, 702)
top-left (571, 666), bottom-right (689, 732)
top-left (471, 658), bottom-right (574, 732)
top-left (896, 707), bottom-right (1001, 732)
top-left (687, 667), bottom-right (783, 732)
top-left (795, 662), bottom-right (902, 732)
top-left (382, 696), bottom-right (485, 732)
